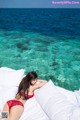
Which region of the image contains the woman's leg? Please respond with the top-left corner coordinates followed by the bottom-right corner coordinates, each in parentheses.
top-left (2, 103), bottom-right (9, 119)
top-left (9, 105), bottom-right (24, 120)
top-left (2, 103), bottom-right (9, 112)
top-left (2, 103), bottom-right (24, 120)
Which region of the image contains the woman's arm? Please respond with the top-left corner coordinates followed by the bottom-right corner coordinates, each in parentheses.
top-left (33, 79), bottom-right (48, 90)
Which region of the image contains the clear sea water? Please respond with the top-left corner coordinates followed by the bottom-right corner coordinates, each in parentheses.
top-left (0, 8), bottom-right (80, 91)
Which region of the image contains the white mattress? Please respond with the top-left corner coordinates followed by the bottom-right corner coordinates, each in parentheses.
top-left (0, 67), bottom-right (80, 120)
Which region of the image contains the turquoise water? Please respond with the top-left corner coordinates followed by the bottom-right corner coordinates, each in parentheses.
top-left (0, 9), bottom-right (80, 90)
top-left (0, 30), bottom-right (80, 91)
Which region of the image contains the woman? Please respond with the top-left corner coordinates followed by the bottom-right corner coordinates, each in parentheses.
top-left (2, 71), bottom-right (47, 120)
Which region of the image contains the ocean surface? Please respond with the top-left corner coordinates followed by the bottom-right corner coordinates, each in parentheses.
top-left (0, 8), bottom-right (80, 90)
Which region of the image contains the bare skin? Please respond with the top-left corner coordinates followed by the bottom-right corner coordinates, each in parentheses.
top-left (2, 79), bottom-right (47, 120)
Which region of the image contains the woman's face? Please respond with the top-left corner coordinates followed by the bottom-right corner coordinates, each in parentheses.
top-left (31, 79), bottom-right (37, 85)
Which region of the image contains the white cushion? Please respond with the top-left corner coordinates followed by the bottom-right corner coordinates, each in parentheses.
top-left (0, 86), bottom-right (18, 111)
top-left (19, 96), bottom-right (49, 120)
top-left (0, 67), bottom-right (17, 71)
top-left (70, 107), bottom-right (80, 120)
top-left (35, 80), bottom-right (79, 120)
top-left (55, 85), bottom-right (79, 106)
top-left (0, 67), bottom-right (25, 87)
top-left (74, 90), bottom-right (80, 107)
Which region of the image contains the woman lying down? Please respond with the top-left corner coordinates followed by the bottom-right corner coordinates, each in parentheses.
top-left (2, 71), bottom-right (47, 120)
top-left (2, 72), bottom-right (80, 120)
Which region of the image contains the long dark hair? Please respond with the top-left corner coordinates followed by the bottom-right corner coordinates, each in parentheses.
top-left (15, 71), bottom-right (38, 100)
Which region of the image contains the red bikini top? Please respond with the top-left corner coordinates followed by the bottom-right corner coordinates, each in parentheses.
top-left (19, 91), bottom-right (34, 99)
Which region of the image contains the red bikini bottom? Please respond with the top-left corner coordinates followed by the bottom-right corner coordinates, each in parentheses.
top-left (7, 99), bottom-right (24, 111)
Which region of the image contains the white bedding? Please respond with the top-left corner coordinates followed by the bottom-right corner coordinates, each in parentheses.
top-left (0, 67), bottom-right (80, 120)
top-left (35, 80), bottom-right (80, 120)
top-left (19, 96), bottom-right (49, 120)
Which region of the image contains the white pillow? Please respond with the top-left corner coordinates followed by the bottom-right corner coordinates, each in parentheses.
top-left (34, 80), bottom-right (77, 120)
top-left (70, 107), bottom-right (80, 120)
top-left (0, 67), bottom-right (17, 71)
top-left (19, 96), bottom-right (49, 120)
top-left (74, 90), bottom-right (80, 107)
top-left (0, 86), bottom-right (18, 111)
top-left (54, 85), bottom-right (79, 106)
top-left (0, 68), bottom-right (25, 87)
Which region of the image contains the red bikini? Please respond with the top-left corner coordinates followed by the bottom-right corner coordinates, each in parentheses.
top-left (19, 91), bottom-right (34, 99)
top-left (7, 91), bottom-right (34, 111)
top-left (7, 99), bottom-right (24, 111)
